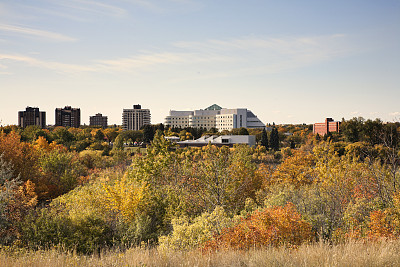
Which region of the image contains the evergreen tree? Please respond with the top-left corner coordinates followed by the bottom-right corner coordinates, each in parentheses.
top-left (142, 125), bottom-right (155, 143)
top-left (94, 129), bottom-right (105, 142)
top-left (290, 140), bottom-right (296, 149)
top-left (269, 127), bottom-right (279, 151)
top-left (238, 127), bottom-right (249, 135)
top-left (261, 128), bottom-right (269, 149)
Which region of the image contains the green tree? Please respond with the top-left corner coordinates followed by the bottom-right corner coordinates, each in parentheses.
top-left (261, 128), bottom-right (269, 149)
top-left (270, 127), bottom-right (280, 151)
top-left (21, 125), bottom-right (47, 143)
top-left (238, 127), bottom-right (249, 135)
top-left (38, 150), bottom-right (85, 199)
top-left (142, 125), bottom-right (155, 143)
top-left (94, 129), bottom-right (105, 142)
top-left (341, 117), bottom-right (364, 142)
top-left (52, 127), bottom-right (75, 147)
top-left (362, 119), bottom-right (383, 145)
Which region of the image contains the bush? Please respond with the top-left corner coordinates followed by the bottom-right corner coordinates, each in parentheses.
top-left (159, 206), bottom-right (233, 250)
top-left (203, 203), bottom-right (313, 250)
top-left (20, 208), bottom-right (113, 254)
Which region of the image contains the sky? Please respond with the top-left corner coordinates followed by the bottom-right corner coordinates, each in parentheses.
top-left (0, 0), bottom-right (399, 126)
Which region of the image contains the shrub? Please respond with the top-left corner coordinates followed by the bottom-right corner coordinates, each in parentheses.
top-left (203, 203), bottom-right (313, 250)
top-left (159, 206), bottom-right (233, 250)
top-left (20, 208), bottom-right (113, 254)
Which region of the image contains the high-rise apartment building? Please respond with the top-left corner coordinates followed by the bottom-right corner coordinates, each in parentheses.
top-left (18, 107), bottom-right (46, 128)
top-left (165, 104), bottom-right (265, 131)
top-left (122, 104), bottom-right (151, 131)
top-left (89, 113), bottom-right (108, 128)
top-left (55, 106), bottom-right (81, 128)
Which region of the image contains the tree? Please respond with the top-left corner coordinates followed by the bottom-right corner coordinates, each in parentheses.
top-left (142, 125), bottom-right (155, 143)
top-left (0, 131), bottom-right (40, 183)
top-left (0, 154), bottom-right (19, 244)
top-left (37, 150), bottom-right (85, 199)
top-left (341, 117), bottom-right (364, 142)
top-left (51, 127), bottom-right (75, 147)
top-left (270, 127), bottom-right (280, 151)
top-left (362, 119), bottom-right (383, 145)
top-left (261, 128), bottom-right (269, 149)
top-left (238, 127), bottom-right (249, 135)
top-left (271, 150), bottom-right (316, 187)
top-left (94, 129), bottom-right (105, 142)
top-left (0, 154), bottom-right (37, 245)
top-left (20, 125), bottom-right (46, 143)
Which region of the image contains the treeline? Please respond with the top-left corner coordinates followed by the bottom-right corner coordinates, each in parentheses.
top-left (0, 117), bottom-right (399, 254)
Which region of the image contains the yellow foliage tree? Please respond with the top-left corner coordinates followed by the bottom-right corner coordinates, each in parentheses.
top-left (271, 150), bottom-right (316, 187)
top-left (102, 175), bottom-right (148, 222)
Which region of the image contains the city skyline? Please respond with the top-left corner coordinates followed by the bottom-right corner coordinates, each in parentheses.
top-left (1, 1), bottom-right (399, 126)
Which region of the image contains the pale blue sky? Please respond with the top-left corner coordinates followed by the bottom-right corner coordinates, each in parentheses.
top-left (1, 0), bottom-right (399, 126)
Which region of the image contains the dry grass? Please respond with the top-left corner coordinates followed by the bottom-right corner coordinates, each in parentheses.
top-left (2, 240), bottom-right (400, 267)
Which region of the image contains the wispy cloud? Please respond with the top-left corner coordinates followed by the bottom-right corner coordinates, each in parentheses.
top-left (0, 54), bottom-right (93, 73)
top-left (95, 34), bottom-right (353, 75)
top-left (389, 112), bottom-right (400, 117)
top-left (0, 34), bottom-right (355, 76)
top-left (173, 34), bottom-right (352, 74)
top-left (350, 111), bottom-right (362, 116)
top-left (52, 0), bottom-right (127, 17)
top-left (120, 0), bottom-right (201, 13)
top-left (0, 24), bottom-right (76, 42)
top-left (95, 51), bottom-right (231, 72)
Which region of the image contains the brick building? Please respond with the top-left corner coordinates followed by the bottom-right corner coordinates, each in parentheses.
top-left (55, 106), bottom-right (81, 128)
top-left (313, 118), bottom-right (340, 135)
top-left (89, 113), bottom-right (108, 128)
top-left (18, 107), bottom-right (46, 128)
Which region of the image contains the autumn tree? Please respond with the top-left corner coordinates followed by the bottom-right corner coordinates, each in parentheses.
top-left (0, 131), bottom-right (40, 184)
top-left (37, 150), bottom-right (86, 200)
top-left (0, 154), bottom-right (37, 244)
top-left (204, 203), bottom-right (313, 250)
top-left (271, 150), bottom-right (316, 187)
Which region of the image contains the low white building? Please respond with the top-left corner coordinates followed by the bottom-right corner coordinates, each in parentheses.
top-left (165, 104), bottom-right (265, 131)
top-left (177, 135), bottom-right (256, 147)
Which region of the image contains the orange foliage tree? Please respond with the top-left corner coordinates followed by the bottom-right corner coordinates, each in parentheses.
top-left (203, 203), bottom-right (313, 250)
top-left (0, 131), bottom-right (40, 183)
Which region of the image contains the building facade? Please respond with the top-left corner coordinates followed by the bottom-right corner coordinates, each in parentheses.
top-left (89, 113), bottom-right (108, 128)
top-left (122, 104), bottom-right (151, 131)
top-left (18, 107), bottom-right (46, 128)
top-left (177, 135), bottom-right (256, 148)
top-left (313, 118), bottom-right (340, 135)
top-left (55, 106), bottom-right (81, 128)
top-left (165, 104), bottom-right (265, 131)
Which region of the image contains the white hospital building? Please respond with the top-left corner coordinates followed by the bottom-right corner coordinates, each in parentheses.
top-left (165, 104), bottom-right (265, 131)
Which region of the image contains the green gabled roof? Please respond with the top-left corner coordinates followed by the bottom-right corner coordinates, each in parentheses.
top-left (205, 104), bottom-right (222, 110)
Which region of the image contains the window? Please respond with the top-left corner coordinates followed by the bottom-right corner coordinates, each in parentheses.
top-left (222, 139), bottom-right (229, 143)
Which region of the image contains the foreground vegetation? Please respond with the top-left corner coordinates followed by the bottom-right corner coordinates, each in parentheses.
top-left (1, 117), bottom-right (400, 265)
top-left (2, 240), bottom-right (400, 267)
